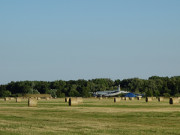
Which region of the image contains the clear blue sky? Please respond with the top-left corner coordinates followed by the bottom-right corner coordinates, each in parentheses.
top-left (0, 0), bottom-right (180, 84)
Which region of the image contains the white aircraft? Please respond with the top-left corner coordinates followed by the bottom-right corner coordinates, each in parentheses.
top-left (93, 85), bottom-right (129, 97)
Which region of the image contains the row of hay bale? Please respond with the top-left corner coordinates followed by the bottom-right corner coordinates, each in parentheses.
top-left (4, 97), bottom-right (38, 107)
top-left (113, 96), bottom-right (179, 104)
top-left (114, 97), bottom-right (141, 102)
top-left (4, 97), bottom-right (16, 101)
top-left (119, 96), bottom-right (161, 101)
top-left (116, 96), bottom-right (175, 103)
top-left (4, 97), bottom-right (50, 102)
top-left (145, 97), bottom-right (160, 102)
top-left (146, 97), bottom-right (179, 104)
top-left (145, 97), bottom-right (165, 102)
top-left (114, 97), bottom-right (137, 102)
top-left (3, 97), bottom-right (52, 107)
top-left (123, 97), bottom-right (142, 100)
top-left (65, 97), bottom-right (83, 106)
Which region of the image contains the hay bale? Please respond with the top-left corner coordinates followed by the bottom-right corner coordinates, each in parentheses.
top-left (158, 97), bottom-right (164, 102)
top-left (4, 97), bottom-right (10, 101)
top-left (114, 97), bottom-right (121, 103)
top-left (152, 97), bottom-right (156, 100)
top-left (76, 97), bottom-right (83, 103)
top-left (37, 97), bottom-right (41, 100)
top-left (16, 97), bottom-right (22, 102)
top-left (10, 97), bottom-right (15, 100)
top-left (169, 97), bottom-right (179, 104)
top-left (45, 97), bottom-right (49, 100)
top-left (146, 97), bottom-right (152, 102)
top-left (125, 97), bottom-right (129, 101)
top-left (65, 97), bottom-right (69, 102)
top-left (137, 97), bottom-right (141, 100)
top-left (129, 97), bottom-right (134, 100)
top-left (121, 97), bottom-right (125, 100)
top-left (28, 98), bottom-right (37, 107)
top-left (69, 98), bottom-right (78, 106)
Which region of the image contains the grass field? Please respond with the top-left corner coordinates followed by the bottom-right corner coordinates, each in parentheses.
top-left (0, 97), bottom-right (180, 135)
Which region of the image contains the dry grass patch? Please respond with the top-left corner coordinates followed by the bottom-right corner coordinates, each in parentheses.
top-left (0, 98), bottom-right (180, 135)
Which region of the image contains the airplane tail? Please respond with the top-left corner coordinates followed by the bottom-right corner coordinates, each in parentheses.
top-left (118, 84), bottom-right (121, 91)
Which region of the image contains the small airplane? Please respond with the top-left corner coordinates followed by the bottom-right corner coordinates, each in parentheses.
top-left (92, 85), bottom-right (129, 97)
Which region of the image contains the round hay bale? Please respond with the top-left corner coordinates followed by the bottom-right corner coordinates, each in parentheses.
top-left (16, 97), bottom-right (22, 102)
top-left (169, 97), bottom-right (179, 104)
top-left (37, 97), bottom-right (41, 100)
top-left (4, 97), bottom-right (10, 101)
top-left (114, 97), bottom-right (121, 103)
top-left (129, 97), bottom-right (134, 100)
top-left (46, 97), bottom-right (50, 100)
top-left (76, 97), bottom-right (83, 103)
top-left (146, 97), bottom-right (152, 102)
top-left (28, 98), bottom-right (37, 107)
top-left (10, 97), bottom-right (15, 100)
top-left (125, 97), bottom-right (129, 101)
top-left (65, 97), bottom-right (69, 102)
top-left (158, 97), bottom-right (164, 102)
top-left (69, 98), bottom-right (78, 106)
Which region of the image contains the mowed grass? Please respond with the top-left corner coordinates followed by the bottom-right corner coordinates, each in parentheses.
top-left (0, 98), bottom-right (180, 135)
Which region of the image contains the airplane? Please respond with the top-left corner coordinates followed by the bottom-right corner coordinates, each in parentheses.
top-left (92, 85), bottom-right (129, 97)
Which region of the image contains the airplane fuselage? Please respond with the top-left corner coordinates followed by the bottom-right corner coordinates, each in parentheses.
top-left (93, 85), bottom-right (129, 97)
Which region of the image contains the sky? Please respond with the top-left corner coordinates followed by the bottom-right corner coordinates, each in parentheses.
top-left (0, 0), bottom-right (180, 84)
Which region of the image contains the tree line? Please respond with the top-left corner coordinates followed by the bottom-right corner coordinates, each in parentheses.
top-left (0, 76), bottom-right (180, 98)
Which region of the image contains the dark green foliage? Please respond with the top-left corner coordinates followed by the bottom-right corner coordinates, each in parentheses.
top-left (0, 90), bottom-right (11, 97)
top-left (0, 76), bottom-right (180, 97)
top-left (56, 90), bottom-right (65, 98)
top-left (163, 93), bottom-right (171, 97)
top-left (46, 89), bottom-right (57, 98)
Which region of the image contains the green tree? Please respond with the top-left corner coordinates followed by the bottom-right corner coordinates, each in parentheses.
top-left (0, 90), bottom-right (11, 97)
top-left (56, 89), bottom-right (65, 98)
top-left (81, 87), bottom-right (90, 97)
top-left (69, 89), bottom-right (80, 97)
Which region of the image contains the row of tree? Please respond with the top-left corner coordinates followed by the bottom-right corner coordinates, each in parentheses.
top-left (0, 76), bottom-right (180, 98)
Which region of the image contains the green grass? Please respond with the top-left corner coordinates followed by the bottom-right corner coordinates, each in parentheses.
top-left (0, 98), bottom-right (180, 135)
